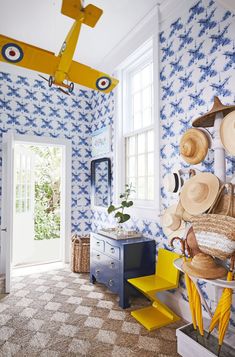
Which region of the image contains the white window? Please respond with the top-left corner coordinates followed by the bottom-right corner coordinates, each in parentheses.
top-left (115, 38), bottom-right (159, 213)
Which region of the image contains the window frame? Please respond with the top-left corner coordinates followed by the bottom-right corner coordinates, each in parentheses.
top-left (114, 35), bottom-right (160, 219)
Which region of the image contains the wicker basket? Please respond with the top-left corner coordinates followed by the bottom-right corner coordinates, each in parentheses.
top-left (192, 183), bottom-right (235, 260)
top-left (71, 234), bottom-right (90, 273)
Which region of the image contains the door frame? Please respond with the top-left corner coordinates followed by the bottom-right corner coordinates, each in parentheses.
top-left (5, 131), bottom-right (72, 267)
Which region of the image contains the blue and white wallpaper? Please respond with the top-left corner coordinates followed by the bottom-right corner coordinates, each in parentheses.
top-left (0, 72), bottom-right (93, 235)
top-left (0, 0), bottom-right (235, 331)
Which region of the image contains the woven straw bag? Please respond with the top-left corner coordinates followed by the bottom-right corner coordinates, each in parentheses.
top-left (192, 183), bottom-right (235, 260)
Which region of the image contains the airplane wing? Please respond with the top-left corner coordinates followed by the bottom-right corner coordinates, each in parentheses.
top-left (68, 60), bottom-right (119, 93)
top-left (0, 34), bottom-right (59, 75)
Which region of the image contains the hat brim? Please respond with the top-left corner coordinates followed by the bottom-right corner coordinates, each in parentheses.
top-left (192, 106), bottom-right (235, 128)
top-left (161, 204), bottom-right (186, 239)
top-left (182, 261), bottom-right (227, 279)
top-left (180, 173), bottom-right (220, 215)
top-left (180, 129), bottom-right (209, 165)
top-left (220, 110), bottom-right (235, 156)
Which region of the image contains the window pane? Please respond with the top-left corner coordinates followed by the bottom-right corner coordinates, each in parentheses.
top-left (133, 112), bottom-right (142, 130)
top-left (127, 136), bottom-right (135, 156)
top-left (132, 72), bottom-right (141, 92)
top-left (148, 130), bottom-right (154, 152)
top-left (143, 107), bottom-right (152, 126)
top-left (142, 64), bottom-right (152, 86)
top-left (138, 177), bottom-right (145, 199)
top-left (143, 87), bottom-right (151, 109)
top-left (133, 92), bottom-right (141, 113)
top-left (148, 177), bottom-right (154, 200)
top-left (138, 134), bottom-right (145, 154)
top-left (128, 157), bottom-right (136, 176)
top-left (148, 153), bottom-right (154, 176)
top-left (138, 154), bottom-right (145, 176)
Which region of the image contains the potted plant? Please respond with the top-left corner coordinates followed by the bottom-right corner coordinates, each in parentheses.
top-left (107, 183), bottom-right (134, 234)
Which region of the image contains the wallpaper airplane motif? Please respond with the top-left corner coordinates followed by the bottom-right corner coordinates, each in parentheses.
top-left (0, 0), bottom-right (118, 95)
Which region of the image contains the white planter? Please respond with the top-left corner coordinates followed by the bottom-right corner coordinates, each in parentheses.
top-left (176, 323), bottom-right (234, 357)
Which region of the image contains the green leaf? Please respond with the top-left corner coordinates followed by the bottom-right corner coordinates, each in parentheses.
top-left (119, 213), bottom-right (130, 223)
top-left (125, 201), bottom-right (133, 207)
top-left (121, 201), bottom-right (128, 207)
top-left (119, 194), bottom-right (125, 198)
top-left (107, 205), bottom-right (115, 214)
top-left (114, 212), bottom-right (122, 218)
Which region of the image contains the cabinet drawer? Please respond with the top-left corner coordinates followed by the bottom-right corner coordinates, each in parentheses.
top-left (105, 241), bottom-right (120, 260)
top-left (92, 236), bottom-right (105, 252)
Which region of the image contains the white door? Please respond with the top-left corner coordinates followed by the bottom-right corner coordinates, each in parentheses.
top-left (1, 132), bottom-right (14, 293)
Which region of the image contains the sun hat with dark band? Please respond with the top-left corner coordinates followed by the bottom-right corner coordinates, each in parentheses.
top-left (180, 128), bottom-right (209, 165)
top-left (192, 96), bottom-right (235, 128)
top-left (220, 110), bottom-right (235, 156)
top-left (182, 253), bottom-right (227, 279)
top-left (180, 172), bottom-right (220, 215)
top-left (163, 170), bottom-right (183, 194)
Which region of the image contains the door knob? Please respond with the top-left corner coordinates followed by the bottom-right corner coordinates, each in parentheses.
top-left (1, 228), bottom-right (7, 232)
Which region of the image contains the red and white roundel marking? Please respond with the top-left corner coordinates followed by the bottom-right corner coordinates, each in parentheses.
top-left (2, 43), bottom-right (24, 63)
top-left (96, 76), bottom-right (111, 91)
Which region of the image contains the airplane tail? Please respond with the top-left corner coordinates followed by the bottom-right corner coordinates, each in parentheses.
top-left (61, 0), bottom-right (103, 27)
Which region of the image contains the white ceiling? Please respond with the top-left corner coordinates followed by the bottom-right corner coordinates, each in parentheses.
top-left (0, 0), bottom-right (160, 72)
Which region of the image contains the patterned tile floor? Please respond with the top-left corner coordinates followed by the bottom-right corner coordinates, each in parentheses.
top-left (0, 267), bottom-right (184, 356)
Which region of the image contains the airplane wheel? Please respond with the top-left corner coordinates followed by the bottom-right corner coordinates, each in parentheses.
top-left (68, 82), bottom-right (74, 93)
top-left (48, 76), bottom-right (53, 87)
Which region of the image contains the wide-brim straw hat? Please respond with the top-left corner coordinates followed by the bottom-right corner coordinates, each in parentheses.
top-left (182, 253), bottom-right (227, 279)
top-left (161, 204), bottom-right (185, 239)
top-left (180, 172), bottom-right (220, 215)
top-left (180, 128), bottom-right (209, 164)
top-left (192, 96), bottom-right (235, 128)
top-left (220, 110), bottom-right (235, 156)
top-left (163, 170), bottom-right (183, 194)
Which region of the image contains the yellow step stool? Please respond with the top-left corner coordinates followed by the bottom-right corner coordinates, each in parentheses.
top-left (128, 248), bottom-right (181, 331)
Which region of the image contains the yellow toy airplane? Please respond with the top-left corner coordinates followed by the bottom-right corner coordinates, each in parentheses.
top-left (0, 0), bottom-right (118, 94)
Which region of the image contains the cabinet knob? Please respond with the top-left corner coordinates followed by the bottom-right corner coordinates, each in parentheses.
top-left (95, 269), bottom-right (100, 276)
top-left (110, 262), bottom-right (115, 268)
top-left (96, 254), bottom-right (100, 259)
top-left (110, 247), bottom-right (115, 253)
top-left (96, 241), bottom-right (100, 246)
top-left (108, 279), bottom-right (114, 287)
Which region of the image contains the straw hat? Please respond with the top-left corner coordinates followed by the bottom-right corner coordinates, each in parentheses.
top-left (182, 253), bottom-right (227, 279)
top-left (161, 204), bottom-right (185, 239)
top-left (180, 128), bottom-right (209, 164)
top-left (220, 110), bottom-right (235, 156)
top-left (180, 172), bottom-right (220, 215)
top-left (192, 96), bottom-right (235, 128)
top-left (163, 170), bottom-right (183, 194)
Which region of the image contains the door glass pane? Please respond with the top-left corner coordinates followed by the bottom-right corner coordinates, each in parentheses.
top-left (143, 108), bottom-right (152, 127)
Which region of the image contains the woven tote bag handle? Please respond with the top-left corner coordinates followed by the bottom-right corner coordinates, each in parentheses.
top-left (208, 183), bottom-right (233, 216)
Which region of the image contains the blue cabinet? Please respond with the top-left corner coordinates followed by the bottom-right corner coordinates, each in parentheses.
top-left (90, 232), bottom-right (156, 308)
